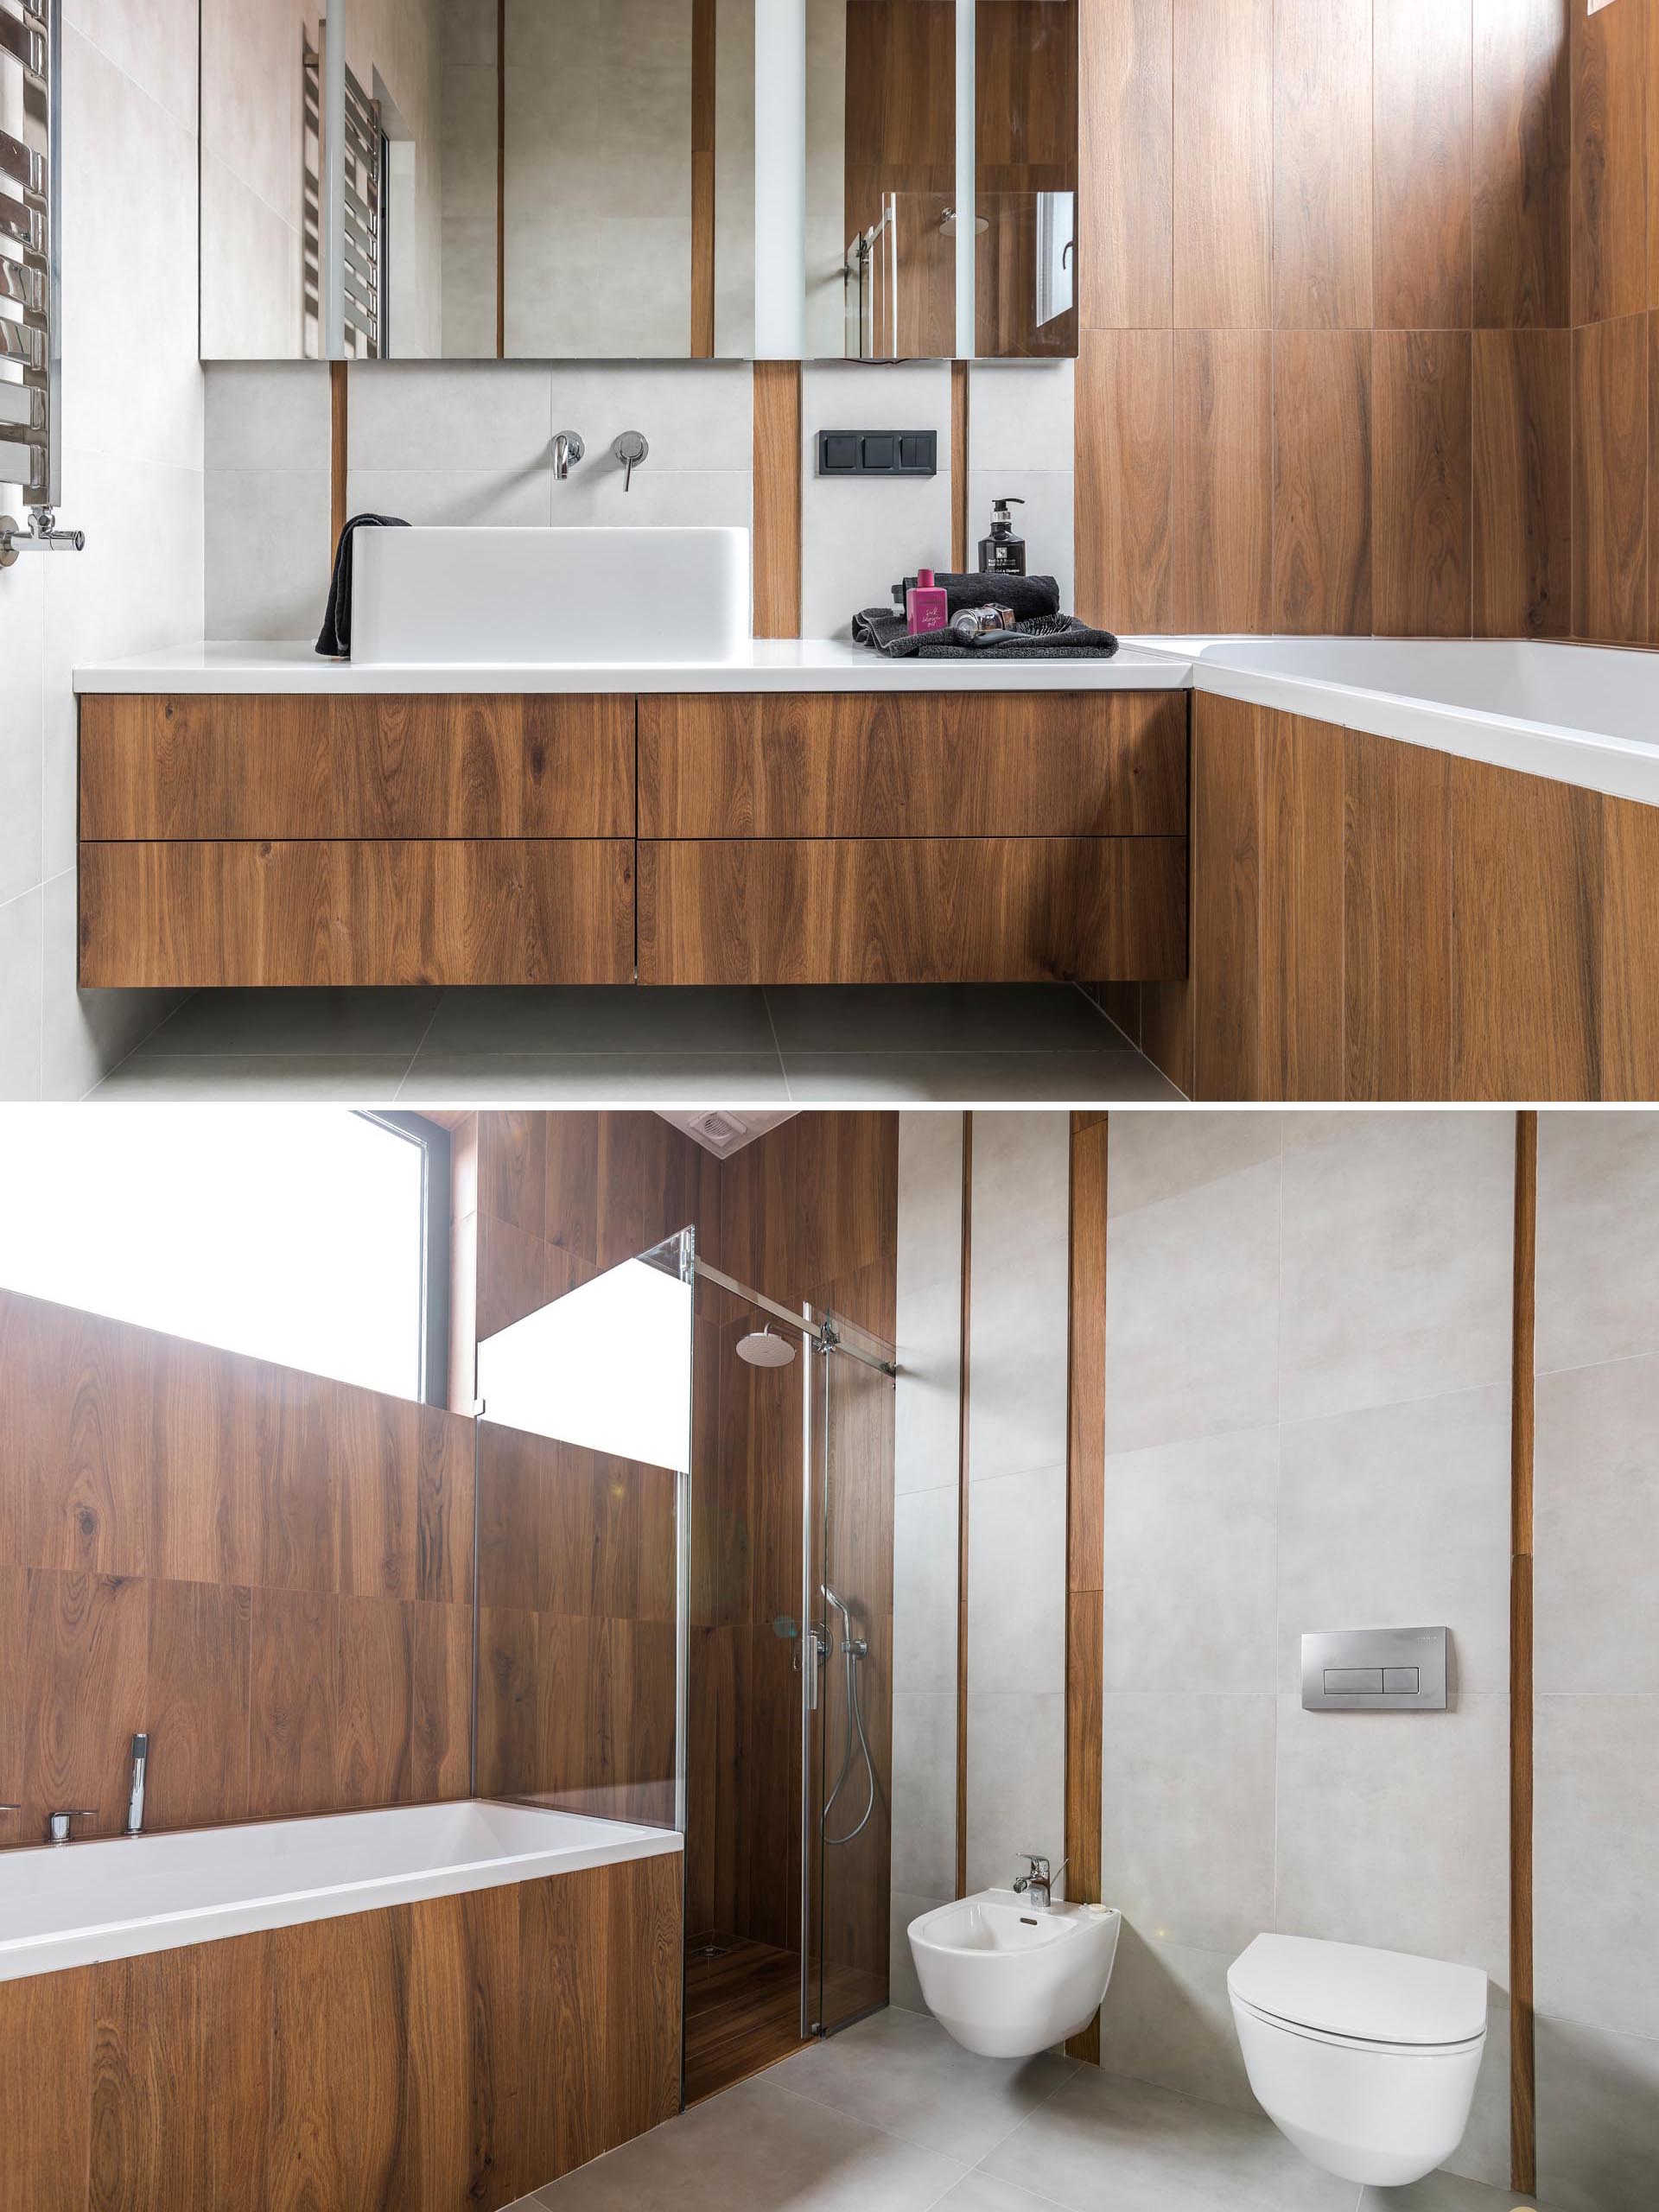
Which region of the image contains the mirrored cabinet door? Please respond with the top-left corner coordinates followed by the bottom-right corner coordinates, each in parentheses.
top-left (198, 0), bottom-right (1076, 362)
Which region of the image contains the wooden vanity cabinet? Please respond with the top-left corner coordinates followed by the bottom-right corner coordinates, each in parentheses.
top-left (78, 688), bottom-right (1192, 991)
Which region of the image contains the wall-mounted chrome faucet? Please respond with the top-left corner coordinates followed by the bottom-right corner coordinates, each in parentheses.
top-left (613, 430), bottom-right (648, 491)
top-left (127, 1732), bottom-right (149, 1837)
top-left (550, 430), bottom-right (585, 479)
top-left (48, 1809), bottom-right (95, 1846)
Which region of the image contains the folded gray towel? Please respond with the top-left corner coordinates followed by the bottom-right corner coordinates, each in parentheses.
top-left (852, 607), bottom-right (1121, 660)
top-left (315, 513), bottom-right (410, 658)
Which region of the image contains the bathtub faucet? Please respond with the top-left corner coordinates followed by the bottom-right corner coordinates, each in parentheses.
top-left (127, 1733), bottom-right (149, 1837)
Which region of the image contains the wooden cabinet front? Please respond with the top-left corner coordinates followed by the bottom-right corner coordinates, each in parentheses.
top-left (3, 1849), bottom-right (683, 2212)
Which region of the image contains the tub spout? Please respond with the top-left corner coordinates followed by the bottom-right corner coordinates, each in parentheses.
top-left (127, 1733), bottom-right (149, 1837)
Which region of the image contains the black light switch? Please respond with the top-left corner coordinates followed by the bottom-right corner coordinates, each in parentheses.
top-left (817, 429), bottom-right (938, 477)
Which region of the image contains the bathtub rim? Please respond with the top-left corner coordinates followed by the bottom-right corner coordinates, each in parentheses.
top-left (0, 1796), bottom-right (683, 1984)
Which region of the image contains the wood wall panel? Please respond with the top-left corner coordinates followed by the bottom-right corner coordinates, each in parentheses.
top-left (639, 691), bottom-right (1188, 839)
top-left (1373, 0), bottom-right (1473, 331)
top-left (1173, 0), bottom-right (1270, 329)
top-left (1064, 1115), bottom-right (1107, 2062)
top-left (1075, 329), bottom-right (1173, 631)
top-left (1274, 329), bottom-right (1373, 632)
top-left (0, 1289), bottom-right (474, 1853)
top-left (79, 696), bottom-right (636, 842)
top-left (1079, 0), bottom-right (1171, 328)
top-left (1259, 713), bottom-right (1344, 1100)
top-left (1191, 694), bottom-right (1263, 1102)
top-left (1372, 330), bottom-right (1472, 637)
top-left (0, 1967), bottom-right (93, 2212)
top-left (1471, 327), bottom-right (1573, 639)
top-left (1571, 0), bottom-right (1649, 329)
top-left (1273, 0), bottom-right (1373, 329)
top-left (1572, 313), bottom-right (1650, 643)
top-left (78, 839), bottom-right (636, 989)
top-left (637, 836), bottom-right (1189, 987)
top-left (753, 363), bottom-right (802, 639)
top-left (1472, 0), bottom-right (1570, 330)
top-left (1342, 728), bottom-right (1454, 1102)
top-left (1172, 331), bottom-right (1272, 631)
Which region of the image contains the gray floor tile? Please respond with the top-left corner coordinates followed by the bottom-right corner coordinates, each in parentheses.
top-left (931, 2177), bottom-right (1075, 2212)
top-left (92, 1053), bottom-right (414, 1100)
top-left (765, 984), bottom-right (1129, 1053)
top-left (422, 985), bottom-right (779, 1055)
top-left (1358, 2179), bottom-right (1548, 2211)
top-left (398, 1052), bottom-right (789, 1103)
top-left (981, 2067), bottom-right (1358, 2212)
top-left (137, 988), bottom-right (442, 1056)
top-left (780, 1051), bottom-right (1185, 1103)
top-left (531, 2072), bottom-right (968, 2211)
top-left (770, 2006), bottom-right (1076, 2164)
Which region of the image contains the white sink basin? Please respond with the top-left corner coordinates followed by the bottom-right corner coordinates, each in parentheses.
top-left (349, 524), bottom-right (751, 666)
top-left (908, 1890), bottom-right (1121, 2058)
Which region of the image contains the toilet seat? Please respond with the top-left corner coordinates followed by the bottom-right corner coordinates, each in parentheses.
top-left (1230, 1987), bottom-right (1484, 2056)
top-left (1227, 1932), bottom-right (1487, 2048)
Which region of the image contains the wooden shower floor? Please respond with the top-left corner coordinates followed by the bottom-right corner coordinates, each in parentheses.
top-left (683, 1936), bottom-right (893, 2107)
top-left (683, 1934), bottom-right (810, 2105)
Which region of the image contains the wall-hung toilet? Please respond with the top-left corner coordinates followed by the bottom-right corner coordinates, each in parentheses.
top-left (1228, 1934), bottom-right (1487, 2187)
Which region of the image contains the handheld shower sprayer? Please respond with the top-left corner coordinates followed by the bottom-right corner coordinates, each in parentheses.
top-left (820, 1581), bottom-right (876, 1847)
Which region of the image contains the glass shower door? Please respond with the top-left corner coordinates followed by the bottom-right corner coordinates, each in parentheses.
top-left (802, 1307), bottom-right (898, 2038)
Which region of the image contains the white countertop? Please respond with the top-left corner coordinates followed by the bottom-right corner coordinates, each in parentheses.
top-left (73, 637), bottom-right (1192, 695)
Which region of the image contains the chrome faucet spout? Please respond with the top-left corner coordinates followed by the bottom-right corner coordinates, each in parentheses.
top-left (550, 430), bottom-right (586, 480)
top-left (127, 1733), bottom-right (149, 1837)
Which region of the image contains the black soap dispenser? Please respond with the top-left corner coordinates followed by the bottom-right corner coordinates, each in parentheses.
top-left (978, 495), bottom-right (1027, 577)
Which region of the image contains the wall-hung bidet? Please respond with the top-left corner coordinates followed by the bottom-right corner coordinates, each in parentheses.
top-left (1228, 1934), bottom-right (1487, 2187)
top-left (908, 1868), bottom-right (1120, 2058)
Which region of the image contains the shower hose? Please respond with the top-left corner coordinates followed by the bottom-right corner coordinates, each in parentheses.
top-left (823, 1629), bottom-right (877, 1847)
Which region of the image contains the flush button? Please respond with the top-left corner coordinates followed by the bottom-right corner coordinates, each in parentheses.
top-left (1324, 1667), bottom-right (1385, 1695)
top-left (1382, 1667), bottom-right (1421, 1694)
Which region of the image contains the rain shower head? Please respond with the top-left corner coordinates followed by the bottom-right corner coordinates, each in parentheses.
top-left (735, 1324), bottom-right (796, 1368)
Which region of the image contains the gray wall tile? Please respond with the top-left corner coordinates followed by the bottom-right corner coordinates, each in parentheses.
top-left (1535, 2013), bottom-right (1659, 2212)
top-left (1535, 1694), bottom-right (1659, 2043)
top-left (1535, 1357), bottom-right (1659, 1695)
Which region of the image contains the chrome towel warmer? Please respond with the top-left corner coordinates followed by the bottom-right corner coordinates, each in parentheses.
top-left (0, 0), bottom-right (81, 564)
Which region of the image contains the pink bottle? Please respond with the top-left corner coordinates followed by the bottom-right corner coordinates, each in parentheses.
top-left (906, 567), bottom-right (949, 636)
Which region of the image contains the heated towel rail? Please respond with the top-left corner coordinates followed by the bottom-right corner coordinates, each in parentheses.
top-left (0, 0), bottom-right (80, 565)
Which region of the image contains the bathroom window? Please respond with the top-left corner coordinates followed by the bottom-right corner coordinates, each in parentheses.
top-left (0, 1109), bottom-right (448, 1402)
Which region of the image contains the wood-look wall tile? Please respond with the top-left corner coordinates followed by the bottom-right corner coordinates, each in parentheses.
top-left (0, 1564), bottom-right (24, 1809)
top-left (1472, 0), bottom-right (1571, 328)
top-left (410, 1599), bottom-right (472, 1802)
top-left (1079, 0), bottom-right (1172, 327)
top-left (334, 1384), bottom-right (419, 1601)
top-left (248, 1364), bottom-right (335, 1597)
top-left (334, 1592), bottom-right (414, 1808)
top-left (1274, 0), bottom-right (1374, 328)
top-left (1471, 327), bottom-right (1573, 638)
top-left (23, 1567), bottom-right (148, 1840)
top-left (1374, 0), bottom-right (1473, 330)
top-left (1273, 329), bottom-right (1374, 632)
top-left (151, 1334), bottom-right (255, 1587)
top-left (474, 1605), bottom-right (542, 1801)
top-left (1599, 782), bottom-right (1659, 1096)
top-left (478, 1112), bottom-right (548, 1238)
top-left (249, 1587), bottom-right (338, 1819)
top-left (144, 1578), bottom-right (251, 1833)
top-left (1192, 695), bottom-right (1263, 1102)
top-left (1652, 309), bottom-right (1659, 640)
top-left (1172, 329), bottom-right (1273, 630)
top-left (474, 1212), bottom-right (556, 1344)
top-left (89, 1934), bottom-right (271, 2212)
top-left (1573, 313), bottom-right (1650, 643)
top-left (1260, 712), bottom-right (1345, 1100)
top-left (267, 1910), bottom-right (406, 2212)
top-left (1173, 0), bottom-right (1271, 327)
top-left (595, 1113), bottom-right (702, 1274)
top-left (544, 1112), bottom-right (601, 1262)
top-left (397, 1885), bottom-right (524, 2208)
top-left (797, 1111), bottom-right (899, 1310)
top-left (0, 1967), bottom-right (94, 2212)
top-left (416, 1407), bottom-right (473, 1605)
top-left (1076, 327), bottom-right (1173, 631)
top-left (23, 1303), bottom-right (154, 1579)
top-left (1572, 0), bottom-right (1649, 327)
top-left (0, 1295), bottom-right (24, 1566)
top-left (1373, 330), bottom-right (1473, 636)
top-left (1343, 730), bottom-right (1455, 1101)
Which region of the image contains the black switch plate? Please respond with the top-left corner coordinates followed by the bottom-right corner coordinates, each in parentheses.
top-left (817, 429), bottom-right (938, 477)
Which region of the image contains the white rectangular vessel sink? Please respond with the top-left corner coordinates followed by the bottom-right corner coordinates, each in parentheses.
top-left (350, 524), bottom-right (751, 666)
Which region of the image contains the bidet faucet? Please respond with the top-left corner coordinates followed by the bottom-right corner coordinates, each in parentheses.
top-left (1014, 1853), bottom-right (1067, 1909)
top-left (551, 430), bottom-right (585, 479)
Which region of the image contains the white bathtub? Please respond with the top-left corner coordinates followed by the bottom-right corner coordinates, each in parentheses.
top-left (0, 1800), bottom-right (681, 1982)
top-left (1131, 636), bottom-right (1659, 809)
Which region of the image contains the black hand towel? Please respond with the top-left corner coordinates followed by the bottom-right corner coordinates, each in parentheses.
top-left (851, 606), bottom-right (1120, 660)
top-left (888, 570), bottom-right (1061, 621)
top-left (315, 514), bottom-right (410, 659)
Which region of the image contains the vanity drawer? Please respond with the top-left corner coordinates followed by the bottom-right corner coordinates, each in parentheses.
top-left (79, 839), bottom-right (635, 987)
top-left (637, 836), bottom-right (1188, 985)
top-left (79, 695), bottom-right (637, 840)
top-left (637, 691), bottom-right (1187, 837)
